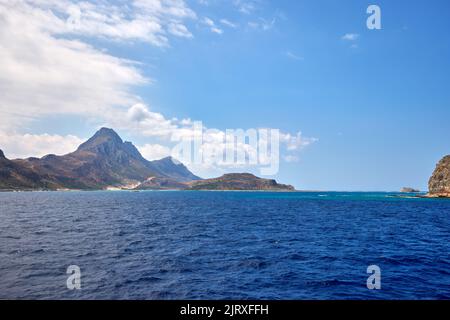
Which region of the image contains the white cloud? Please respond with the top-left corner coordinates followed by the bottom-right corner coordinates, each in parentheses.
top-left (133, 0), bottom-right (196, 20)
top-left (7, 0), bottom-right (197, 46)
top-left (0, 101), bottom-right (317, 176)
top-left (280, 132), bottom-right (317, 151)
top-left (111, 103), bottom-right (317, 175)
top-left (233, 0), bottom-right (257, 14)
top-left (168, 22), bottom-right (193, 38)
top-left (122, 103), bottom-right (178, 137)
top-left (0, 0), bottom-right (199, 131)
top-left (220, 19), bottom-right (237, 28)
top-left (0, 133), bottom-right (83, 159)
top-left (202, 17), bottom-right (223, 34)
top-left (342, 33), bottom-right (359, 41)
top-left (138, 143), bottom-right (171, 161)
top-left (203, 17), bottom-right (215, 27)
top-left (211, 27), bottom-right (223, 34)
top-left (0, 16), bottom-right (146, 130)
top-left (0, 0), bottom-right (316, 176)
top-left (248, 17), bottom-right (276, 31)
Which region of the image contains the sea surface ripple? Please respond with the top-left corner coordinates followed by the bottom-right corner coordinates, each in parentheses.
top-left (0, 191), bottom-right (449, 299)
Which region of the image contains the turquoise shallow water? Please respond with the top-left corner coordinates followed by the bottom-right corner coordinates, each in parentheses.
top-left (0, 191), bottom-right (449, 299)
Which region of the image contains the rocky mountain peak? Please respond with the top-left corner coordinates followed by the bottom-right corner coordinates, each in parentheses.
top-left (122, 141), bottom-right (144, 160)
top-left (1, 128), bottom-right (291, 191)
top-left (76, 127), bottom-right (123, 152)
top-left (0, 149), bottom-right (5, 159)
top-left (96, 127), bottom-right (122, 139)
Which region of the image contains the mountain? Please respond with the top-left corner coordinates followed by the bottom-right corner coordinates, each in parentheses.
top-left (0, 128), bottom-right (295, 191)
top-left (150, 156), bottom-right (201, 182)
top-left (188, 173), bottom-right (295, 191)
top-left (134, 176), bottom-right (188, 190)
top-left (428, 155), bottom-right (450, 198)
top-left (0, 149), bottom-right (59, 190)
top-left (0, 128), bottom-right (199, 190)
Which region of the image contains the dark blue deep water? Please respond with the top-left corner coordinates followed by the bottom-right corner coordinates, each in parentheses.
top-left (0, 191), bottom-right (449, 300)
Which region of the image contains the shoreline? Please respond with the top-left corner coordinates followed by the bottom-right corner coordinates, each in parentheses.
top-left (1, 189), bottom-right (448, 198)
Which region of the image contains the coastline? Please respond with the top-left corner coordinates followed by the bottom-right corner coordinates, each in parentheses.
top-left (1, 189), bottom-right (448, 199)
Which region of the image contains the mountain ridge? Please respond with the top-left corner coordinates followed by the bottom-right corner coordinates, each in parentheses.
top-left (0, 128), bottom-right (293, 191)
top-left (0, 128), bottom-right (198, 190)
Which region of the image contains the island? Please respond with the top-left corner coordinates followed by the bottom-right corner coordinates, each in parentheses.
top-left (400, 187), bottom-right (420, 193)
top-left (0, 128), bottom-right (295, 192)
top-left (187, 173), bottom-right (295, 191)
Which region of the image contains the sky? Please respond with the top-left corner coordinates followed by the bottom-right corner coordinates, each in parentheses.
top-left (0, 0), bottom-right (449, 191)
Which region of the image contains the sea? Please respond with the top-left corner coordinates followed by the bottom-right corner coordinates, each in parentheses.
top-left (0, 191), bottom-right (449, 299)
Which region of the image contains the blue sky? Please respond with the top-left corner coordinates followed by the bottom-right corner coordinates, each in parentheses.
top-left (1, 0), bottom-right (449, 191)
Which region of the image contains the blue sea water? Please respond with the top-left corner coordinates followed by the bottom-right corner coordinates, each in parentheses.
top-left (0, 191), bottom-right (449, 300)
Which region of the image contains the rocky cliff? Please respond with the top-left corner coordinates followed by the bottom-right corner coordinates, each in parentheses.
top-left (428, 155), bottom-right (450, 198)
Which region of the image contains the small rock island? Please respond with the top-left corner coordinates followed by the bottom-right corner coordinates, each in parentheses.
top-left (400, 187), bottom-right (420, 193)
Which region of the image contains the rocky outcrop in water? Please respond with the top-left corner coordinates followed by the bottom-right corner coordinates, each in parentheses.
top-left (428, 155), bottom-right (450, 198)
top-left (401, 187), bottom-right (420, 193)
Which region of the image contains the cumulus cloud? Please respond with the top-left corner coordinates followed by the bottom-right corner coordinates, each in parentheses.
top-left (168, 22), bottom-right (193, 38)
top-left (202, 17), bottom-right (223, 34)
top-left (0, 23), bottom-right (146, 130)
top-left (220, 19), bottom-right (237, 28)
top-left (233, 0), bottom-right (257, 14)
top-left (0, 133), bottom-right (83, 159)
top-left (138, 143), bottom-right (171, 161)
top-left (0, 0), bottom-right (317, 176)
top-left (111, 103), bottom-right (317, 175)
top-left (122, 103), bottom-right (178, 137)
top-left (0, 0), bottom-right (199, 131)
top-left (0, 101), bottom-right (317, 176)
top-left (53, 0), bottom-right (195, 45)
